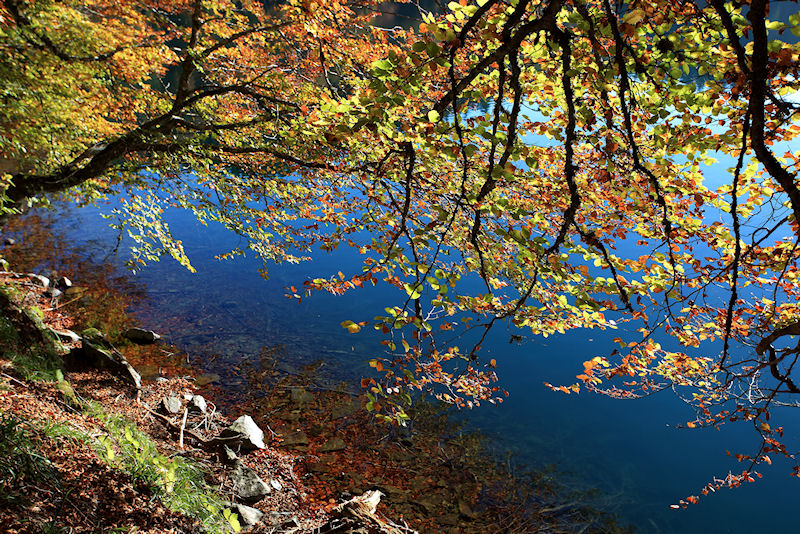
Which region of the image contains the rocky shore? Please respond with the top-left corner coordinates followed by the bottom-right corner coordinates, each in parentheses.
top-left (0, 229), bottom-right (634, 534)
top-left (0, 270), bottom-right (416, 533)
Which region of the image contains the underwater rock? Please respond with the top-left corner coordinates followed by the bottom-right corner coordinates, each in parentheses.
top-left (280, 430), bottom-right (309, 448)
top-left (64, 286), bottom-right (87, 297)
top-left (318, 436), bottom-right (346, 453)
top-left (290, 387), bottom-right (315, 405)
top-left (195, 373), bottom-right (221, 386)
top-left (123, 327), bottom-right (161, 345)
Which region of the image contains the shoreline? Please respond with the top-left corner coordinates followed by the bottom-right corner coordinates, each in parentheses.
top-left (0, 230), bottom-right (634, 533)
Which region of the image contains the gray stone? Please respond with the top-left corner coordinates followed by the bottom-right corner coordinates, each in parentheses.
top-left (160, 396), bottom-right (182, 415)
top-left (75, 337), bottom-right (141, 389)
top-left (218, 415), bottom-right (266, 450)
top-left (269, 479), bottom-right (283, 491)
top-left (27, 273), bottom-right (49, 288)
top-left (3, 237), bottom-right (16, 246)
top-left (223, 445), bottom-right (238, 463)
top-left (123, 327), bottom-right (161, 345)
top-left (44, 287), bottom-right (63, 298)
top-left (231, 460), bottom-right (271, 502)
top-left (279, 430), bottom-right (309, 447)
top-left (289, 387), bottom-right (314, 405)
top-left (54, 276), bottom-right (72, 289)
top-left (318, 436), bottom-right (346, 453)
top-left (189, 394), bottom-right (207, 413)
top-left (231, 503), bottom-right (264, 528)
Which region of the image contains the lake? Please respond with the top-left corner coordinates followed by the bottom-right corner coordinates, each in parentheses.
top-left (3, 195), bottom-right (799, 534)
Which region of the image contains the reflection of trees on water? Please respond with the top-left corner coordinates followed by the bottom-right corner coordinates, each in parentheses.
top-left (0, 205), bottom-right (191, 376)
top-left (2, 205), bottom-right (146, 323)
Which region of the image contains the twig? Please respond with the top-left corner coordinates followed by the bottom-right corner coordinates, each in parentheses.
top-left (45, 296), bottom-right (84, 311)
top-left (144, 405), bottom-right (211, 445)
top-left (1, 371), bottom-right (27, 388)
top-left (179, 407), bottom-right (188, 449)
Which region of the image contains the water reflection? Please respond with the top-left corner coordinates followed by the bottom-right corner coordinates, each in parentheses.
top-left (4, 200), bottom-right (800, 534)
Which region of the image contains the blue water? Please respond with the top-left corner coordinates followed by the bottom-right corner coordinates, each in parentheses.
top-left (6, 193), bottom-right (800, 533)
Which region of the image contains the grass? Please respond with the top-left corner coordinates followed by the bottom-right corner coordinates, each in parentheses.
top-left (0, 295), bottom-right (238, 533)
top-left (83, 401), bottom-right (238, 534)
top-left (0, 399), bottom-right (238, 533)
top-left (0, 412), bottom-right (67, 532)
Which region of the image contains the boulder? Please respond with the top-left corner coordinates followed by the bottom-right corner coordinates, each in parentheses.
top-left (81, 328), bottom-right (110, 346)
top-left (54, 276), bottom-right (72, 289)
top-left (27, 273), bottom-right (49, 288)
top-left (160, 396), bottom-right (182, 415)
top-left (189, 394), bottom-right (207, 414)
top-left (123, 327), bottom-right (161, 345)
top-left (49, 328), bottom-right (81, 344)
top-left (231, 503), bottom-right (264, 529)
top-left (74, 332), bottom-right (141, 389)
top-left (231, 460), bottom-right (271, 502)
top-left (218, 415), bottom-right (266, 450)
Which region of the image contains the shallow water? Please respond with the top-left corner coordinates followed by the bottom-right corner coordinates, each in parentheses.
top-left (4, 198), bottom-right (799, 533)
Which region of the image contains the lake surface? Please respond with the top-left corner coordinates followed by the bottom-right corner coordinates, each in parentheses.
top-left (4, 196), bottom-right (799, 534)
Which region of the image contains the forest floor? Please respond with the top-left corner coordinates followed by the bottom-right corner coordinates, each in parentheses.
top-left (0, 262), bottom-right (633, 534)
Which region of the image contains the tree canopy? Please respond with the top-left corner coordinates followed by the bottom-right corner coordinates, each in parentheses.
top-left (3, 0), bottom-right (800, 504)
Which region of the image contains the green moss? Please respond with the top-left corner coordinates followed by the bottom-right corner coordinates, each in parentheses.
top-left (0, 284), bottom-right (65, 382)
top-left (80, 327), bottom-right (104, 342)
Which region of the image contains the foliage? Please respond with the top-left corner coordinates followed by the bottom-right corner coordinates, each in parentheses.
top-left (3, 0), bottom-right (800, 503)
